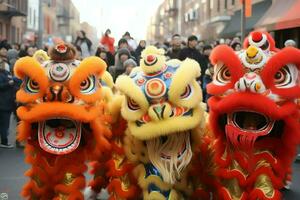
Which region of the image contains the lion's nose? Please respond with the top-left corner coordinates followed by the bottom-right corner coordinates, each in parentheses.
top-left (44, 84), bottom-right (74, 103)
top-left (148, 102), bottom-right (172, 121)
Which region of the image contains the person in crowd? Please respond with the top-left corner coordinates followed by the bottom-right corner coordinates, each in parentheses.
top-left (123, 31), bottom-right (137, 50)
top-left (7, 49), bottom-right (19, 73)
top-left (166, 34), bottom-right (182, 60)
top-left (95, 44), bottom-right (114, 67)
top-left (135, 40), bottom-right (146, 63)
top-left (110, 48), bottom-right (132, 81)
top-left (115, 38), bottom-right (136, 66)
top-left (202, 45), bottom-right (213, 103)
top-left (0, 58), bottom-right (16, 148)
top-left (231, 41), bottom-right (242, 51)
top-left (179, 35), bottom-right (207, 85)
top-left (12, 43), bottom-right (20, 51)
top-left (19, 44), bottom-right (29, 58)
top-left (100, 29), bottom-right (115, 55)
top-left (0, 46), bottom-right (10, 71)
top-left (197, 40), bottom-right (205, 54)
top-left (284, 39), bottom-right (297, 47)
top-left (123, 58), bottom-right (137, 75)
top-left (225, 38), bottom-right (232, 46)
top-left (74, 30), bottom-right (92, 58)
top-left (26, 46), bottom-right (37, 57)
top-left (75, 45), bottom-right (82, 60)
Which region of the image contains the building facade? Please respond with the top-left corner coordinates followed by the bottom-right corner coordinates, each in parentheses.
top-left (0, 0), bottom-right (28, 43)
top-left (148, 0), bottom-right (272, 42)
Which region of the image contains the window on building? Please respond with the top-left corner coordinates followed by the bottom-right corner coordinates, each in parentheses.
top-left (11, 26), bottom-right (16, 43)
top-left (6, 24), bottom-right (10, 41)
top-left (225, 0), bottom-right (228, 9)
top-left (210, 0), bottom-right (213, 10)
top-left (33, 9), bottom-right (36, 28)
top-left (232, 0), bottom-right (235, 5)
top-left (17, 28), bottom-right (20, 43)
top-left (29, 7), bottom-right (32, 27)
top-left (217, 0), bottom-right (220, 12)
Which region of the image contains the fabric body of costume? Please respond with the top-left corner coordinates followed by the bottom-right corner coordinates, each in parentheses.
top-left (207, 31), bottom-right (300, 199)
top-left (15, 43), bottom-right (111, 200)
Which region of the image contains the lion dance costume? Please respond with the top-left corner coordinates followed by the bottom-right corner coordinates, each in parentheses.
top-left (100, 46), bottom-right (214, 200)
top-left (15, 43), bottom-right (111, 199)
top-left (208, 31), bottom-right (300, 199)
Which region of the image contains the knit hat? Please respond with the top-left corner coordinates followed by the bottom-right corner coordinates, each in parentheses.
top-left (284, 39), bottom-right (296, 47)
top-left (188, 35), bottom-right (198, 42)
top-left (118, 48), bottom-right (130, 58)
top-left (203, 45), bottom-right (212, 51)
top-left (123, 58), bottom-right (137, 68)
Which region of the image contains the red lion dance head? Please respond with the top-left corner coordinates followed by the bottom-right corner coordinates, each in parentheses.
top-left (208, 32), bottom-right (300, 199)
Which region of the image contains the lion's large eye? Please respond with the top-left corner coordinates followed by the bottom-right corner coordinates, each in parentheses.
top-left (180, 84), bottom-right (192, 99)
top-left (274, 65), bottom-right (292, 88)
top-left (215, 64), bottom-right (231, 84)
top-left (80, 76), bottom-right (96, 94)
top-left (260, 40), bottom-right (269, 50)
top-left (127, 97), bottom-right (140, 111)
top-left (26, 78), bottom-right (39, 93)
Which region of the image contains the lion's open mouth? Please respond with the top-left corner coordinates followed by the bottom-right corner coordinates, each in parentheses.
top-left (228, 111), bottom-right (274, 134)
top-left (218, 110), bottom-right (284, 149)
top-left (38, 119), bottom-right (81, 155)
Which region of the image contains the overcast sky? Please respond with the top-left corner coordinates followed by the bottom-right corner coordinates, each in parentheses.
top-left (72, 0), bottom-right (163, 41)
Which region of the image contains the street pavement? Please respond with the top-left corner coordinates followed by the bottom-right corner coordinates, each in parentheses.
top-left (0, 117), bottom-right (300, 200)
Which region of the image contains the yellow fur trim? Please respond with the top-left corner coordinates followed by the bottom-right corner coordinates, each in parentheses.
top-left (166, 59), bottom-right (181, 67)
top-left (129, 67), bottom-right (142, 76)
top-left (107, 94), bottom-right (123, 123)
top-left (33, 50), bottom-right (50, 63)
top-left (145, 190), bottom-right (180, 200)
top-left (121, 98), bottom-right (147, 121)
top-left (140, 46), bottom-right (166, 74)
top-left (101, 86), bottom-right (113, 103)
top-left (101, 71), bottom-right (114, 89)
top-left (116, 75), bottom-right (149, 121)
top-left (128, 105), bottom-right (204, 140)
top-left (124, 131), bottom-right (149, 163)
top-left (169, 58), bottom-right (202, 108)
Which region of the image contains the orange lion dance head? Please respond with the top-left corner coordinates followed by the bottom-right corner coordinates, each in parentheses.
top-left (15, 43), bottom-right (111, 155)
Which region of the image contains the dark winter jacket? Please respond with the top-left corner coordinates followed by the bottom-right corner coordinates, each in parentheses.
top-left (179, 47), bottom-right (207, 82)
top-left (0, 69), bottom-right (16, 111)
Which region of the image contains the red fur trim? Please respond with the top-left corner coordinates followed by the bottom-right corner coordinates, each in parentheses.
top-left (218, 187), bottom-right (248, 200)
top-left (90, 119), bottom-right (111, 151)
top-left (89, 177), bottom-right (107, 193)
top-left (111, 141), bottom-right (125, 155)
top-left (191, 188), bottom-right (210, 200)
top-left (106, 159), bottom-right (135, 177)
top-left (246, 167), bottom-right (283, 189)
top-left (107, 179), bottom-right (139, 199)
top-left (261, 47), bottom-right (300, 99)
top-left (208, 45), bottom-right (244, 95)
top-left (216, 168), bottom-right (247, 187)
top-left (54, 176), bottom-right (85, 194)
top-left (249, 188), bottom-right (281, 200)
top-left (243, 31), bottom-right (277, 52)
